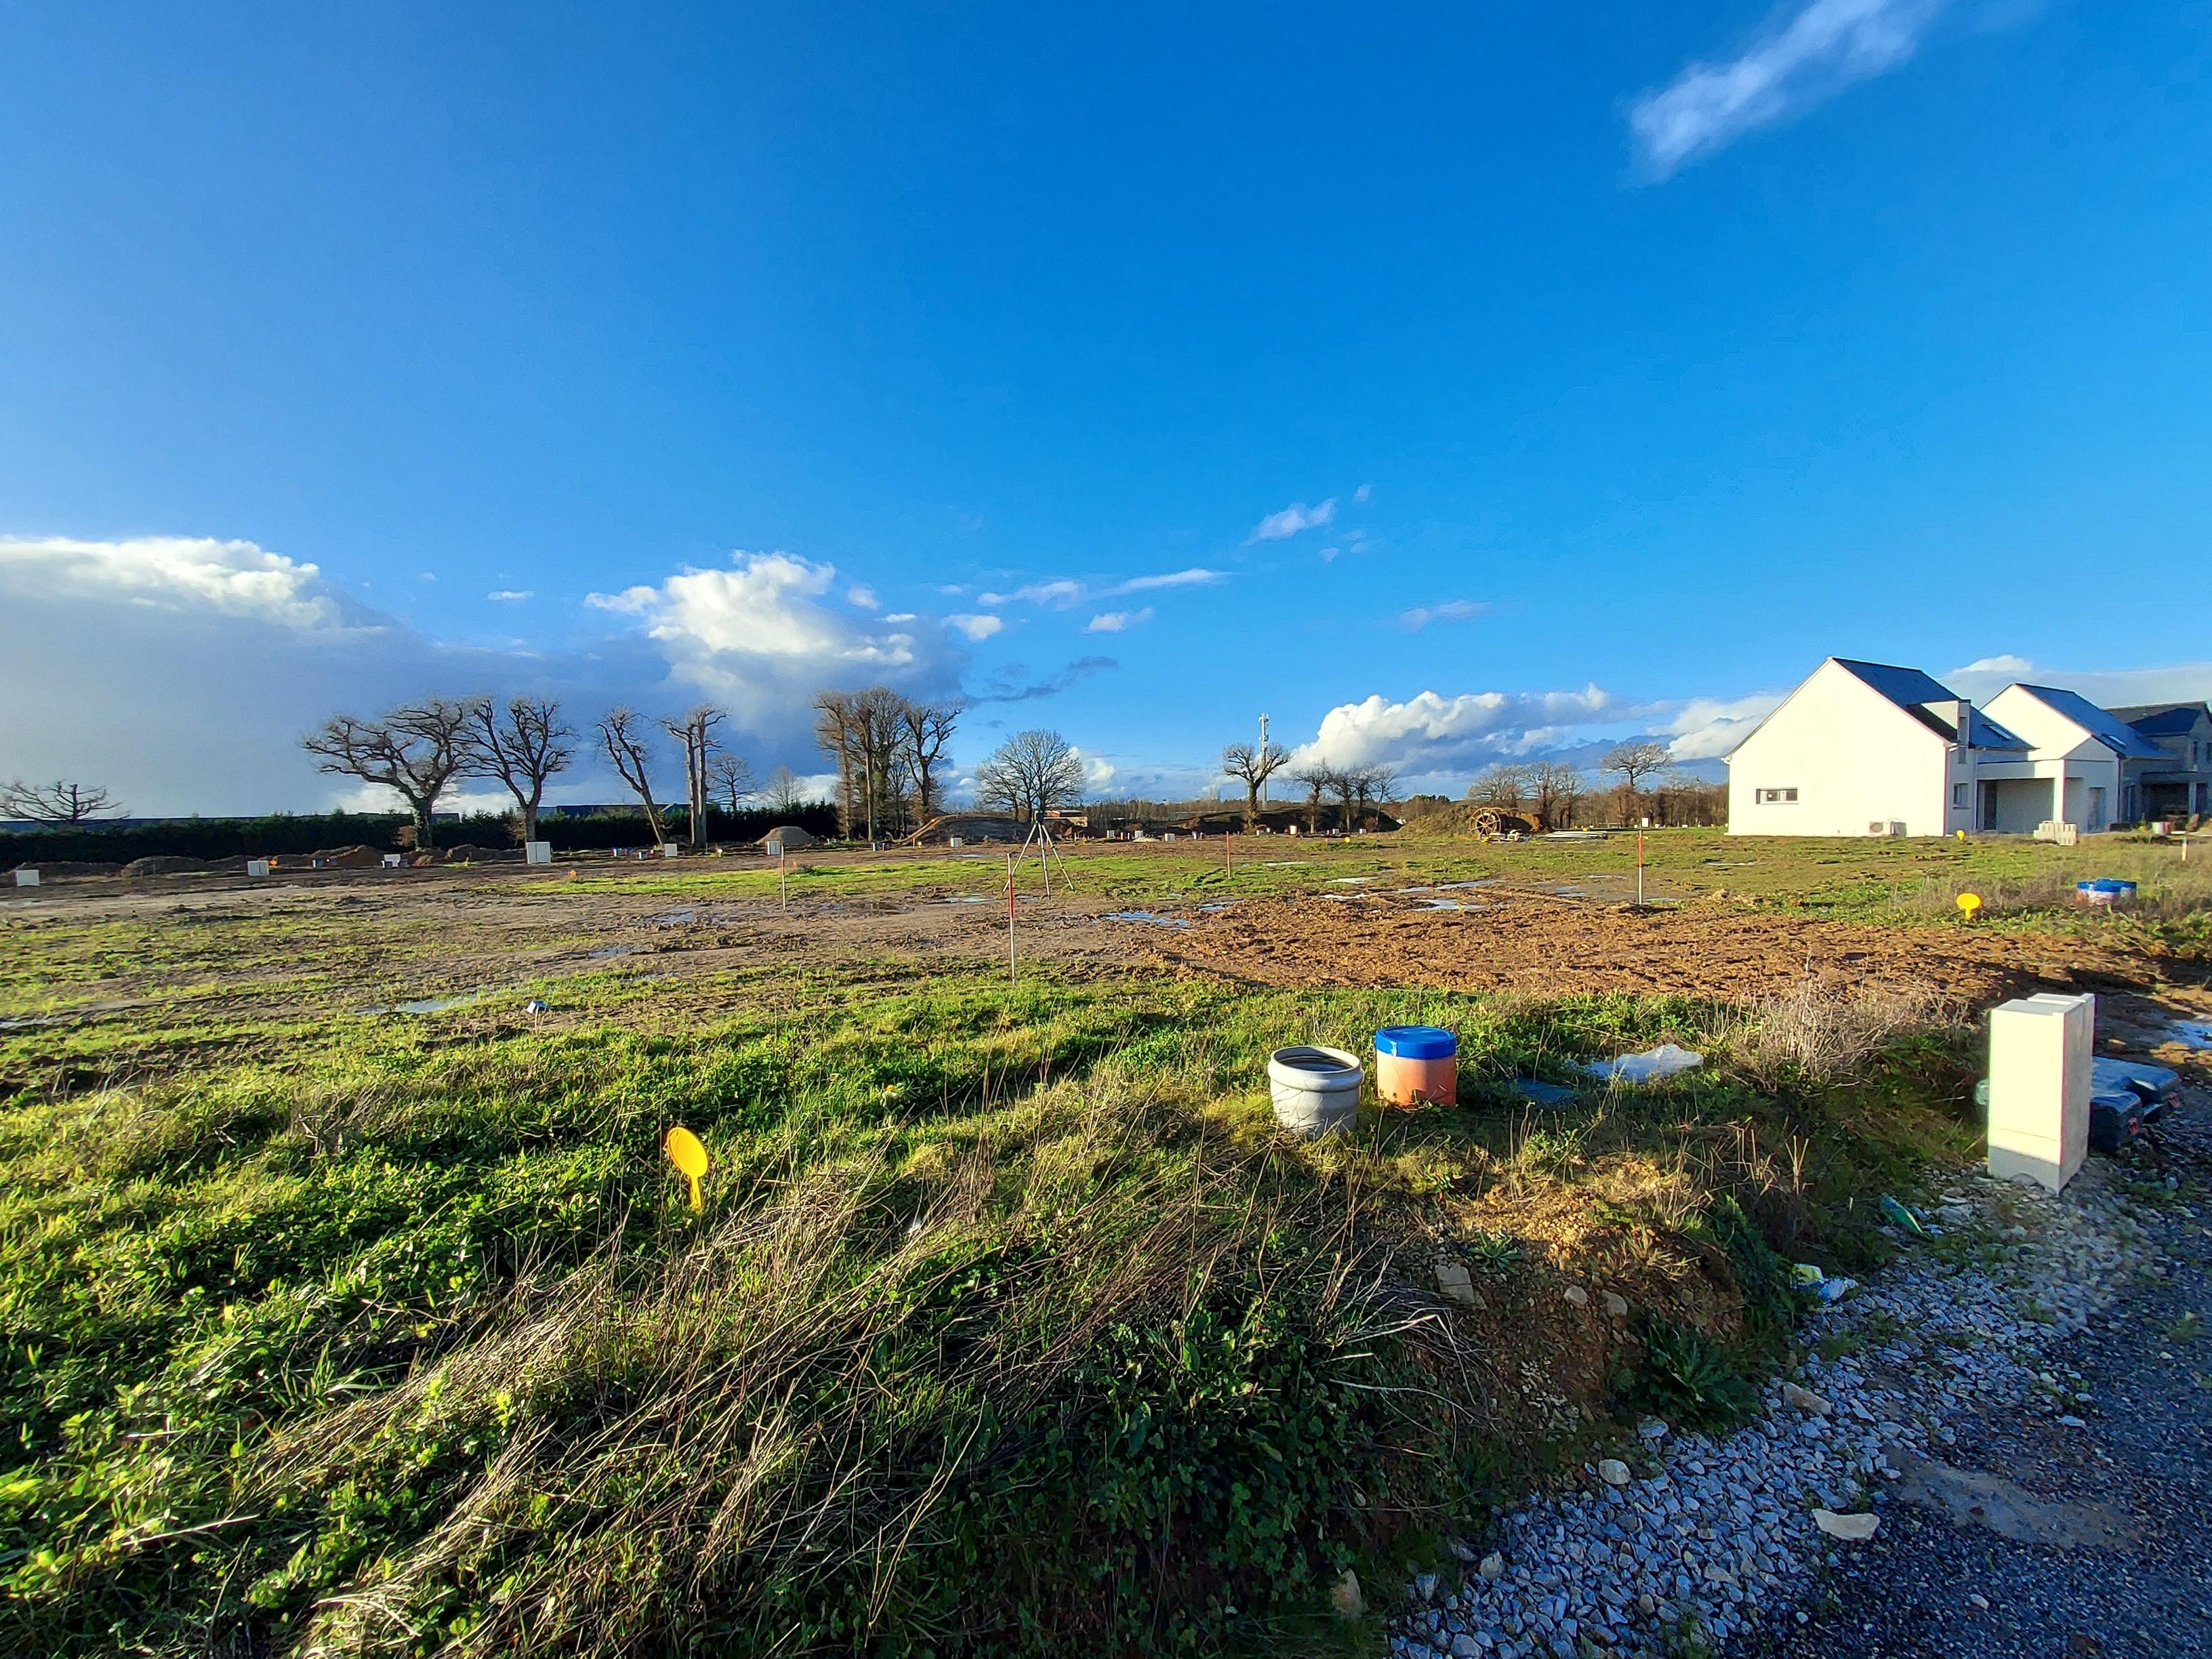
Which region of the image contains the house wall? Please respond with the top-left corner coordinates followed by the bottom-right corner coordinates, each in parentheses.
top-left (1980, 687), bottom-right (2127, 832)
top-left (1727, 662), bottom-right (1948, 836)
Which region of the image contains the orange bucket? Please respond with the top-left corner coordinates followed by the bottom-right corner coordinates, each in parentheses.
top-left (1374, 1025), bottom-right (1458, 1107)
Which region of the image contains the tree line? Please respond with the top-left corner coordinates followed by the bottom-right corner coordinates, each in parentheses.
top-left (300, 696), bottom-right (804, 851)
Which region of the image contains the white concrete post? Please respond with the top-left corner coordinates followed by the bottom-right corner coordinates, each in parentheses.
top-left (525, 841), bottom-right (552, 865)
top-left (1986, 991), bottom-right (2093, 1191)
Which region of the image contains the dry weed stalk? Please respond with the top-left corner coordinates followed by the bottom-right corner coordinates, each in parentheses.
top-left (1725, 975), bottom-right (1953, 1088)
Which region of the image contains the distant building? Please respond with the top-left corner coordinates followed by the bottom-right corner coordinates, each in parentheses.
top-left (2108, 703), bottom-right (2212, 821)
top-left (1726, 659), bottom-right (2034, 836)
top-left (1728, 659), bottom-right (2198, 836)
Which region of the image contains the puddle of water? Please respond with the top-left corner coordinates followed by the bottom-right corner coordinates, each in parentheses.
top-left (1421, 899), bottom-right (1482, 911)
top-left (1437, 880), bottom-right (1497, 890)
top-left (941, 895), bottom-right (991, 905)
top-left (1198, 901), bottom-right (1239, 912)
top-left (1262, 861), bottom-right (1310, 867)
top-left (1104, 909), bottom-right (1191, 928)
top-left (1329, 877), bottom-right (1376, 886)
top-left (359, 993), bottom-right (482, 1017)
top-left (648, 909), bottom-right (697, 926)
top-left (1551, 886), bottom-right (1589, 897)
top-left (586, 945), bottom-right (633, 959)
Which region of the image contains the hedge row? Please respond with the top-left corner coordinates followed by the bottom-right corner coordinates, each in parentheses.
top-left (2, 803), bottom-right (845, 866)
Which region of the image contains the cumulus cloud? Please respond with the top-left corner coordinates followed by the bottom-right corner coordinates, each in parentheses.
top-left (0, 537), bottom-right (968, 815)
top-left (1248, 499), bottom-right (1337, 542)
top-left (846, 583), bottom-right (880, 611)
top-left (1397, 599), bottom-right (1490, 630)
top-left (947, 613), bottom-right (1004, 641)
top-left (1291, 686), bottom-right (1622, 776)
top-left (1353, 484), bottom-right (1372, 505)
top-left (1664, 693), bottom-right (1785, 760)
top-left (1084, 607), bottom-right (1153, 634)
top-left (1628, 0), bottom-right (1948, 180)
top-left (1945, 655), bottom-right (2212, 707)
top-left (487, 589), bottom-right (533, 602)
top-left (0, 533), bottom-right (354, 631)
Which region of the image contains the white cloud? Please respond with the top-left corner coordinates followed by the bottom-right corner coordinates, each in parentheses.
top-left (1248, 498), bottom-right (1337, 542)
top-left (1291, 686), bottom-right (1622, 775)
top-left (947, 613), bottom-right (1004, 640)
top-left (846, 583), bottom-right (880, 610)
top-left (0, 534), bottom-right (350, 630)
top-left (884, 611), bottom-right (916, 623)
top-left (1664, 693), bottom-right (1785, 760)
top-left (1353, 484), bottom-right (1372, 504)
top-left (1084, 607), bottom-right (1154, 634)
top-left (1318, 546), bottom-right (1340, 563)
top-left (487, 589), bottom-right (533, 602)
top-left (1945, 655), bottom-right (2212, 707)
top-left (1397, 599), bottom-right (1490, 630)
top-left (1109, 567), bottom-right (1225, 594)
top-left (1629, 0), bottom-right (1948, 180)
top-left (979, 579), bottom-right (1085, 609)
top-left (0, 537), bottom-right (974, 817)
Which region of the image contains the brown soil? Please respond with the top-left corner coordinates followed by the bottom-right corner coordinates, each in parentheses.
top-left (1145, 890), bottom-right (2171, 1004)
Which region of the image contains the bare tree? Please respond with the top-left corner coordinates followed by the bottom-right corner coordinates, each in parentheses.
top-left (851, 687), bottom-right (907, 846)
top-left (1528, 760), bottom-right (1584, 832)
top-left (1, 779), bottom-right (125, 824)
top-left (1221, 740), bottom-right (1290, 830)
top-left (1467, 764), bottom-right (1530, 813)
top-left (708, 752), bottom-right (756, 816)
top-left (1289, 764), bottom-right (1336, 834)
top-left (661, 705), bottom-right (727, 849)
top-left (811, 691), bottom-right (861, 839)
top-left (302, 697), bottom-right (480, 850)
top-left (1351, 762), bottom-right (1401, 819)
top-left (465, 696), bottom-right (574, 845)
top-left (1601, 740), bottom-right (1671, 825)
top-left (597, 707), bottom-right (669, 848)
top-left (899, 698), bottom-right (962, 827)
top-left (975, 729), bottom-right (1085, 821)
top-left (762, 765), bottom-right (808, 818)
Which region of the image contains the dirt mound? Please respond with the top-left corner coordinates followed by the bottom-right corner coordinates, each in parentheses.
top-left (302, 844), bottom-right (388, 869)
top-left (8, 861), bottom-right (123, 878)
top-left (123, 855), bottom-right (211, 877)
top-left (1148, 890), bottom-right (2162, 1004)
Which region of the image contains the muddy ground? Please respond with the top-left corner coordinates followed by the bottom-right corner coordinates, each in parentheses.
top-left (3, 858), bottom-right (2203, 1036)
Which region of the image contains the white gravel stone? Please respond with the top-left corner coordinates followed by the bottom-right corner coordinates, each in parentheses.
top-left (1394, 1158), bottom-right (2160, 1655)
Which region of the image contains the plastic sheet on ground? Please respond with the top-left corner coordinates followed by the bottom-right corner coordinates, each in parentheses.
top-left (1583, 1042), bottom-right (1703, 1083)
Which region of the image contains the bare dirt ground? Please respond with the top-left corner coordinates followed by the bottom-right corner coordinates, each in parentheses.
top-left (2, 858), bottom-right (2196, 1035)
top-left (1147, 890), bottom-right (2177, 1004)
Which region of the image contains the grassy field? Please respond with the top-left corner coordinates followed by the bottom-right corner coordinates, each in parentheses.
top-left (0, 830), bottom-right (2196, 1656)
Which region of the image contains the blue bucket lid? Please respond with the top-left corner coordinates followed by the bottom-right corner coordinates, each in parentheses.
top-left (2077, 878), bottom-right (2135, 894)
top-left (1375, 1024), bottom-right (1457, 1059)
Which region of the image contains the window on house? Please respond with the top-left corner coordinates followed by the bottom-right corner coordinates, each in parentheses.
top-left (1755, 787), bottom-right (1798, 804)
top-left (1952, 783), bottom-right (1967, 808)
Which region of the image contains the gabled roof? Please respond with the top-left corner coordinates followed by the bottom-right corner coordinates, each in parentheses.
top-left (2009, 684), bottom-right (2166, 759)
top-left (1828, 659), bottom-right (2029, 750)
top-left (1832, 658), bottom-right (1957, 710)
top-left (2110, 702), bottom-right (2212, 737)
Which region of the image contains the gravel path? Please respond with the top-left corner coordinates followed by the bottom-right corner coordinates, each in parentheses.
top-left (1389, 1074), bottom-right (2209, 1659)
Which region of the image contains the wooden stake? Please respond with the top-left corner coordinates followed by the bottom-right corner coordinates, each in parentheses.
top-left (1006, 851), bottom-right (1017, 982)
top-left (780, 848), bottom-right (788, 914)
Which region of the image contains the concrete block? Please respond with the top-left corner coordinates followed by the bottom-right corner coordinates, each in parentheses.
top-left (13, 869), bottom-right (39, 887)
top-left (525, 841), bottom-right (552, 865)
top-left (246, 859), bottom-right (271, 878)
top-left (1986, 991), bottom-right (2093, 1191)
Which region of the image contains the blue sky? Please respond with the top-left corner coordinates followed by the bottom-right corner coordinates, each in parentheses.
top-left (3, 1), bottom-right (2209, 812)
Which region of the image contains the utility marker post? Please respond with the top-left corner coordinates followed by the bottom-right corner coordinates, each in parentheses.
top-left (1006, 851), bottom-right (1017, 983)
top-left (1637, 818), bottom-right (1647, 907)
top-left (780, 848), bottom-right (789, 914)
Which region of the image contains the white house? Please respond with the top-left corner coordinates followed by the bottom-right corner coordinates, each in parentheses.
top-left (1975, 684), bottom-right (2163, 834)
top-left (1726, 658), bottom-right (2032, 838)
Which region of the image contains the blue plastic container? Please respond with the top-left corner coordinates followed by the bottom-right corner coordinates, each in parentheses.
top-left (2076, 878), bottom-right (2137, 907)
top-left (1374, 1025), bottom-right (1458, 1059)
top-left (1374, 1025), bottom-right (1458, 1108)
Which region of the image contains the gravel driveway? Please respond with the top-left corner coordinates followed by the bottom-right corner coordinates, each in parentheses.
top-left (1738, 1111), bottom-right (2212, 1659)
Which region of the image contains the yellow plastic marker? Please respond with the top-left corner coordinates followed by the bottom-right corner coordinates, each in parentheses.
top-left (1957, 892), bottom-right (1982, 921)
top-left (664, 1126), bottom-right (710, 1211)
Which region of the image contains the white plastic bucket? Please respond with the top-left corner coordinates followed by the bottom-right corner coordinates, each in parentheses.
top-left (1268, 1045), bottom-right (1363, 1137)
